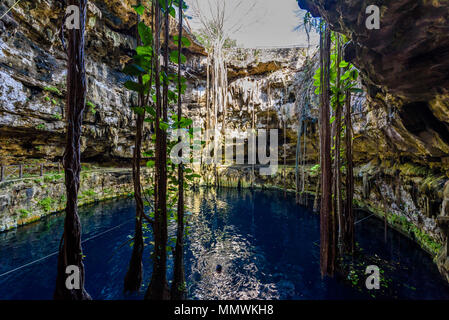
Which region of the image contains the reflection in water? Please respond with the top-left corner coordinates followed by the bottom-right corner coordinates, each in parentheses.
top-left (1, 188), bottom-right (449, 300)
top-left (187, 189), bottom-right (278, 299)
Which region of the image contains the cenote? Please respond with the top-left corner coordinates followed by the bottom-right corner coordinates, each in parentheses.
top-left (1, 188), bottom-right (448, 300)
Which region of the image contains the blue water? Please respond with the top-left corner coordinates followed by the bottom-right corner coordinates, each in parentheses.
top-left (0, 188), bottom-right (448, 300)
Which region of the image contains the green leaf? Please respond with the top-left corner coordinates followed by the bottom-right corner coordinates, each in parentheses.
top-left (350, 88), bottom-right (363, 93)
top-left (350, 69), bottom-right (359, 80)
top-left (138, 22), bottom-right (153, 46)
top-left (339, 60), bottom-right (349, 68)
top-left (341, 70), bottom-right (351, 81)
top-left (169, 6), bottom-right (176, 18)
top-left (142, 74), bottom-right (151, 85)
top-left (124, 81), bottom-right (144, 93)
top-left (136, 45), bottom-right (153, 57)
top-left (168, 89), bottom-right (178, 102)
top-left (169, 50), bottom-right (187, 64)
top-left (133, 54), bottom-right (152, 72)
top-left (132, 106), bottom-right (145, 115)
top-left (132, 4), bottom-right (145, 15)
top-left (179, 117), bottom-right (193, 128)
top-left (159, 121), bottom-right (169, 131)
top-left (145, 105), bottom-right (156, 117)
top-left (174, 35), bottom-right (191, 48)
top-left (146, 160), bottom-right (155, 168)
top-left (122, 63), bottom-right (145, 76)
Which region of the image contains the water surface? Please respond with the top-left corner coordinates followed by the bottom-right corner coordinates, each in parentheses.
top-left (1, 188), bottom-right (448, 300)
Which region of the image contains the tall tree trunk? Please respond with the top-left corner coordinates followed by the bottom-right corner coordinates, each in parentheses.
top-left (301, 119), bottom-right (307, 204)
top-left (124, 112), bottom-right (145, 292)
top-left (283, 116), bottom-right (287, 199)
top-left (344, 90), bottom-right (355, 253)
top-left (334, 34), bottom-right (343, 254)
top-left (124, 6), bottom-right (146, 293)
top-left (146, 0), bottom-right (169, 300)
top-left (313, 172), bottom-right (320, 212)
top-left (171, 0), bottom-right (186, 300)
top-left (295, 107), bottom-right (303, 204)
top-left (319, 24), bottom-right (336, 277)
top-left (54, 0), bottom-right (91, 300)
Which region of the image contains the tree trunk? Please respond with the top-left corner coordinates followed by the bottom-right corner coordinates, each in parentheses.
top-left (171, 0), bottom-right (186, 300)
top-left (295, 107), bottom-right (303, 204)
top-left (124, 6), bottom-right (146, 293)
top-left (145, 0), bottom-right (169, 300)
top-left (54, 0), bottom-right (91, 300)
top-left (313, 173), bottom-right (320, 213)
top-left (344, 90), bottom-right (355, 253)
top-left (334, 34), bottom-right (343, 254)
top-left (124, 111), bottom-right (145, 292)
top-left (283, 117), bottom-right (287, 199)
top-left (301, 119), bottom-right (307, 205)
top-left (319, 24), bottom-right (336, 277)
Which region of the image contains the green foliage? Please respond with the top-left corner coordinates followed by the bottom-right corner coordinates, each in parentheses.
top-left (36, 123), bottom-right (46, 130)
top-left (132, 4), bottom-right (145, 15)
top-left (38, 197), bottom-right (55, 213)
top-left (82, 189), bottom-right (96, 197)
top-left (173, 35), bottom-right (191, 48)
top-left (18, 209), bottom-right (31, 219)
top-left (52, 113), bottom-right (62, 120)
top-left (312, 32), bottom-right (362, 107)
top-left (170, 50), bottom-right (187, 65)
top-left (310, 164), bottom-right (320, 174)
top-left (122, 0), bottom-right (200, 257)
top-left (86, 101), bottom-right (96, 115)
top-left (44, 86), bottom-right (62, 95)
top-left (44, 173), bottom-right (63, 183)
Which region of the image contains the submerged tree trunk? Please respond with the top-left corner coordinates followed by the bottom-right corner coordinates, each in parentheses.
top-left (343, 90), bottom-right (355, 253)
top-left (171, 0), bottom-right (186, 300)
top-left (146, 0), bottom-right (169, 300)
top-left (319, 24), bottom-right (336, 277)
top-left (54, 0), bottom-right (91, 300)
top-left (124, 110), bottom-right (145, 292)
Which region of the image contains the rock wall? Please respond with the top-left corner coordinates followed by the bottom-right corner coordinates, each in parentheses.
top-left (0, 0), bottom-right (204, 164)
top-left (0, 167), bottom-right (153, 232)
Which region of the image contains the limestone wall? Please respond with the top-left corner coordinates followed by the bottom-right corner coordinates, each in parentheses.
top-left (0, 167), bottom-right (153, 232)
